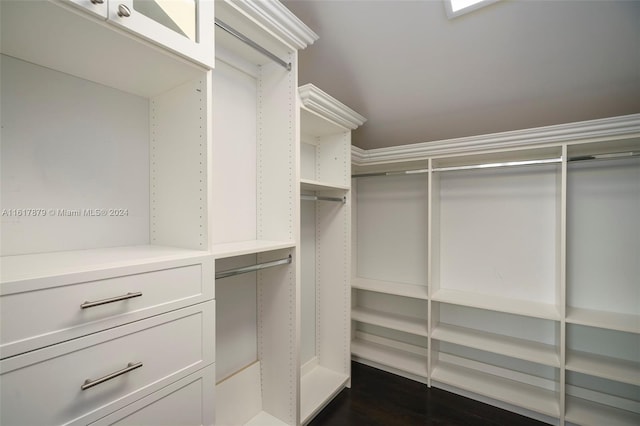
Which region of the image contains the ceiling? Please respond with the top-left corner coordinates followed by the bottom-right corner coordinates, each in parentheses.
top-left (282, 0), bottom-right (640, 150)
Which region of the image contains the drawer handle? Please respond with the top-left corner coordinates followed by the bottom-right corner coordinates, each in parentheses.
top-left (80, 292), bottom-right (142, 309)
top-left (81, 362), bottom-right (143, 391)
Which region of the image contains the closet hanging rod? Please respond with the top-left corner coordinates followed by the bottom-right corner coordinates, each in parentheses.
top-left (568, 151), bottom-right (640, 162)
top-left (432, 157), bottom-right (562, 172)
top-left (215, 19), bottom-right (292, 71)
top-left (352, 169), bottom-right (429, 178)
top-left (301, 194), bottom-right (346, 203)
top-left (215, 255), bottom-right (292, 280)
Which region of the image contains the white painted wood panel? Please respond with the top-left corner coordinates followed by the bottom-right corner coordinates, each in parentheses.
top-left (212, 59), bottom-right (258, 245)
top-left (0, 55), bottom-right (149, 255)
top-left (356, 174), bottom-right (428, 285)
top-left (434, 165), bottom-right (559, 305)
top-left (301, 199), bottom-right (317, 365)
top-left (566, 157), bottom-right (640, 319)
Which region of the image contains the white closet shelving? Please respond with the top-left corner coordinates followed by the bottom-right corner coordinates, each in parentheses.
top-left (352, 126), bottom-right (640, 425)
top-left (351, 169), bottom-right (430, 384)
top-left (298, 84), bottom-right (365, 424)
top-left (1, 1), bottom-right (215, 424)
top-left (212, 2), bottom-right (317, 425)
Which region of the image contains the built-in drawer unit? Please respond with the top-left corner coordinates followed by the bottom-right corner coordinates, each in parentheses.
top-left (0, 248), bottom-right (213, 359)
top-left (0, 301), bottom-right (214, 426)
top-left (88, 364), bottom-right (215, 426)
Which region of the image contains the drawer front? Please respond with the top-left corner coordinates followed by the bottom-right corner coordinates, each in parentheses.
top-left (89, 364), bottom-right (215, 426)
top-left (1, 257), bottom-right (213, 358)
top-left (0, 301), bottom-right (214, 426)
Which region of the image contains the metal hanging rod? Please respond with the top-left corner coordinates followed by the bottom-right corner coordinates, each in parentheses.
top-left (215, 18), bottom-right (291, 71)
top-left (215, 255), bottom-right (292, 280)
top-left (353, 157), bottom-right (563, 177)
top-left (301, 194), bottom-right (346, 203)
top-left (433, 157), bottom-right (562, 172)
top-left (352, 169), bottom-right (429, 178)
top-left (568, 151), bottom-right (640, 162)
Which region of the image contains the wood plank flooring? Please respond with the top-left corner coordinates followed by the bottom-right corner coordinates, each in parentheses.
top-left (309, 362), bottom-right (547, 426)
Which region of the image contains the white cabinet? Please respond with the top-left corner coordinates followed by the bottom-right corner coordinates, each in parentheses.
top-left (1, 302), bottom-right (215, 425)
top-left (298, 84), bottom-right (365, 424)
top-left (352, 133), bottom-right (640, 425)
top-left (60, 0), bottom-right (214, 68)
top-left (1, 1), bottom-right (215, 425)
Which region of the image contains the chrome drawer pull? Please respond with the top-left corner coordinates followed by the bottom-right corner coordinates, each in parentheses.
top-left (80, 292), bottom-right (142, 309)
top-left (81, 362), bottom-right (143, 391)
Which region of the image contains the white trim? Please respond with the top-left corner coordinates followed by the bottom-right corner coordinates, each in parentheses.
top-left (352, 114), bottom-right (640, 166)
top-left (299, 84), bottom-right (366, 130)
top-left (227, 0), bottom-right (319, 50)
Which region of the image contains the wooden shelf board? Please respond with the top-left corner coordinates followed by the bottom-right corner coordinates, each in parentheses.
top-left (565, 396), bottom-right (640, 426)
top-left (432, 289), bottom-right (561, 321)
top-left (432, 324), bottom-right (560, 367)
top-left (352, 306), bottom-right (428, 337)
top-left (566, 350), bottom-right (640, 386)
top-left (351, 338), bottom-right (428, 378)
top-left (300, 365), bottom-right (349, 424)
top-left (566, 306), bottom-right (640, 334)
top-left (300, 179), bottom-right (349, 192)
top-left (211, 240), bottom-right (295, 259)
top-left (431, 361), bottom-right (560, 418)
top-left (352, 277), bottom-right (428, 300)
top-left (0, 245), bottom-right (211, 285)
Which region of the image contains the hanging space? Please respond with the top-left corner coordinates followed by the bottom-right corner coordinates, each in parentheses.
top-left (212, 2), bottom-right (317, 425)
top-left (298, 84), bottom-right (365, 424)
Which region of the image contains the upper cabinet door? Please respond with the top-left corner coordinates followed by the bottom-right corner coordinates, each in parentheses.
top-left (62, 0), bottom-right (109, 18)
top-left (107, 0), bottom-right (214, 69)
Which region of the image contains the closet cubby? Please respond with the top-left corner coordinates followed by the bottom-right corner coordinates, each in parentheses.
top-left (298, 84), bottom-right (364, 424)
top-left (1, 0), bottom-right (212, 282)
top-left (430, 147), bottom-right (563, 320)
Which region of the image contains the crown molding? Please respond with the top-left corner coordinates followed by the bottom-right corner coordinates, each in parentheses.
top-left (226, 0), bottom-right (319, 50)
top-left (352, 114), bottom-right (640, 166)
top-left (299, 84), bottom-right (366, 130)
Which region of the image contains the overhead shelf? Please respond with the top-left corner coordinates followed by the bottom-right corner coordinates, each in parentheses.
top-left (211, 240), bottom-right (295, 259)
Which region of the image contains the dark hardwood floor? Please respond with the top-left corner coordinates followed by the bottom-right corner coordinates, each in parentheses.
top-left (309, 362), bottom-right (546, 426)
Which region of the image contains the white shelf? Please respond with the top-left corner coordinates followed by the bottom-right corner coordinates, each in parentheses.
top-left (300, 366), bottom-right (349, 424)
top-left (0, 245), bottom-right (210, 286)
top-left (211, 240), bottom-right (295, 259)
top-left (245, 412), bottom-right (289, 426)
top-left (300, 179), bottom-right (349, 192)
top-left (566, 395), bottom-right (640, 426)
top-left (431, 361), bottom-right (560, 418)
top-left (352, 277), bottom-right (428, 300)
top-left (352, 306), bottom-right (428, 337)
top-left (432, 289), bottom-right (561, 321)
top-left (566, 350), bottom-right (640, 386)
top-left (351, 338), bottom-right (428, 378)
top-left (432, 324), bottom-right (560, 367)
top-left (566, 306), bottom-right (640, 334)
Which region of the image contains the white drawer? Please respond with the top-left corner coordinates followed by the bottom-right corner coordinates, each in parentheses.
top-left (1, 252), bottom-right (213, 358)
top-left (0, 301), bottom-right (214, 426)
top-left (89, 364), bottom-right (215, 426)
